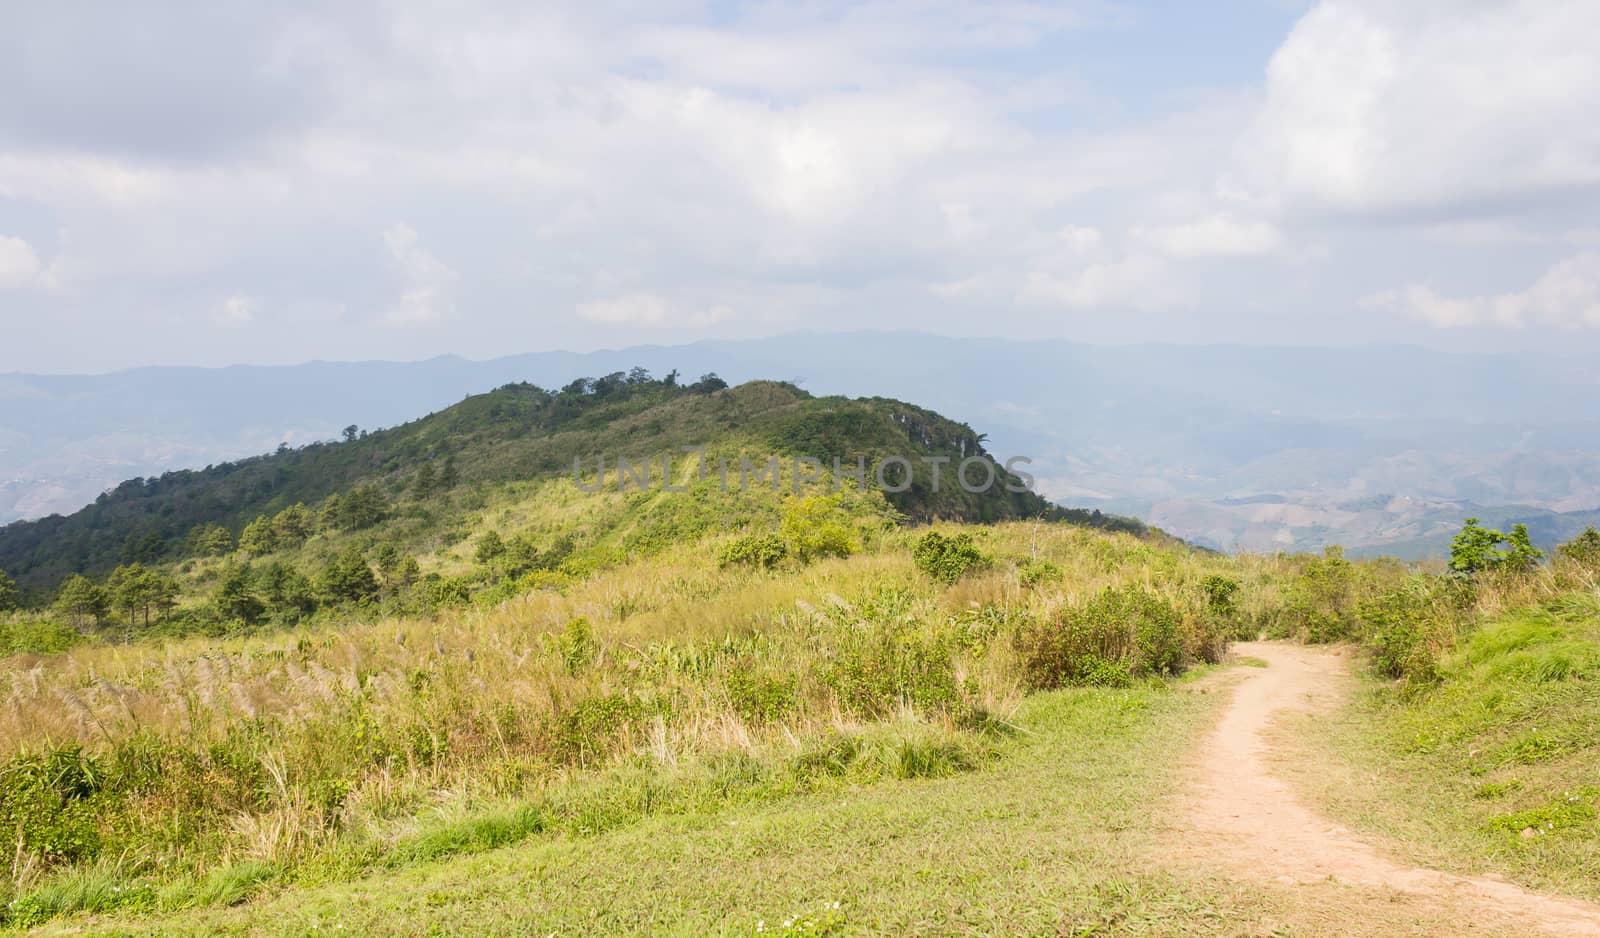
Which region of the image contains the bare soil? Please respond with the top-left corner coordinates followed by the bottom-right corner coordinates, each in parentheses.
top-left (1174, 641), bottom-right (1600, 937)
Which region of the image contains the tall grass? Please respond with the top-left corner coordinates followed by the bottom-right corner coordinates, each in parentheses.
top-left (0, 521), bottom-right (1242, 927)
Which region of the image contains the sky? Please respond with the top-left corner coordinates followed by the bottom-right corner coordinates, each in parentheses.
top-left (3, 0), bottom-right (1600, 373)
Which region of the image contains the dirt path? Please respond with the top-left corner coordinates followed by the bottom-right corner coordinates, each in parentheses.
top-left (1177, 641), bottom-right (1600, 936)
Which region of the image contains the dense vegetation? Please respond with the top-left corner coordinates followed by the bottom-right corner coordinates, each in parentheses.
top-left (2, 377), bottom-right (1598, 932)
top-left (0, 373), bottom-right (1143, 604)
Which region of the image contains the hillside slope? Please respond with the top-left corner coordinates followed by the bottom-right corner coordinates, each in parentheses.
top-left (6, 333), bottom-right (1599, 557)
top-left (0, 374), bottom-right (1132, 595)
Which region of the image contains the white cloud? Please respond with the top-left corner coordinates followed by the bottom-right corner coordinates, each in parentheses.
top-left (1133, 214), bottom-right (1282, 258)
top-left (215, 293), bottom-right (258, 326)
top-left (6, 1), bottom-right (1600, 369)
top-left (0, 236), bottom-right (43, 288)
top-left (578, 293), bottom-right (736, 329)
top-left (1363, 252), bottom-right (1600, 329)
top-left (1023, 254), bottom-right (1175, 310)
top-left (382, 224), bottom-right (458, 326)
top-left (1243, 0), bottom-right (1600, 218)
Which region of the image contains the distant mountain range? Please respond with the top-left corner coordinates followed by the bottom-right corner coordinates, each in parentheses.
top-left (4, 332), bottom-right (1599, 558)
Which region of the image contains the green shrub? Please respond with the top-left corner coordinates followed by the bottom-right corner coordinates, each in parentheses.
top-left (0, 617), bottom-right (81, 656)
top-left (0, 746), bottom-right (106, 867)
top-left (1558, 526), bottom-right (1600, 571)
top-left (1268, 547), bottom-right (1362, 642)
top-left (725, 668), bottom-right (799, 724)
top-left (1450, 518), bottom-right (1544, 577)
top-left (780, 495), bottom-right (857, 563)
top-left (1016, 557), bottom-right (1062, 589)
top-left (718, 533), bottom-right (788, 569)
top-left (911, 532), bottom-right (988, 585)
top-left (1016, 584), bottom-right (1187, 689)
top-left (1358, 576), bottom-right (1468, 683)
top-left (1201, 574), bottom-right (1240, 615)
top-left (544, 693), bottom-right (639, 766)
top-left (821, 622), bottom-right (963, 718)
top-left (557, 617), bottom-right (597, 675)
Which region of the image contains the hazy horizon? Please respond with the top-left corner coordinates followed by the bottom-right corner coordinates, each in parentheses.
top-left (9, 328), bottom-right (1600, 378)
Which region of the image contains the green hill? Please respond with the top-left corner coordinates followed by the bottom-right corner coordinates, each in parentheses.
top-left (0, 372), bottom-right (1142, 601)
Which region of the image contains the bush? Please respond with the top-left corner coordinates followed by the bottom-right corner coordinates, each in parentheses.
top-left (1450, 518), bottom-right (1544, 577)
top-left (0, 617), bottom-right (81, 656)
top-left (1272, 547), bottom-right (1361, 642)
top-left (1358, 577), bottom-right (1467, 683)
top-left (821, 622), bottom-right (963, 718)
top-left (0, 746), bottom-right (106, 867)
top-left (1017, 584), bottom-right (1187, 689)
top-left (544, 693), bottom-right (639, 767)
top-left (1016, 557), bottom-right (1062, 589)
top-left (557, 617), bottom-right (597, 675)
top-left (780, 495), bottom-right (856, 564)
top-left (1558, 526), bottom-right (1600, 572)
top-left (725, 667), bottom-right (799, 724)
top-left (718, 533), bottom-right (788, 570)
top-left (911, 532), bottom-right (988, 585)
top-left (1201, 574), bottom-right (1240, 615)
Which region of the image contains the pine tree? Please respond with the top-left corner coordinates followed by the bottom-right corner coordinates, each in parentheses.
top-left (339, 485), bottom-right (389, 530)
top-left (412, 462), bottom-right (438, 498)
top-left (238, 516), bottom-right (279, 556)
top-left (214, 561), bottom-right (264, 625)
top-left (273, 504), bottom-right (314, 544)
top-left (55, 574), bottom-right (106, 630)
top-left (475, 530), bottom-right (506, 565)
top-left (187, 523), bottom-right (234, 557)
top-left (320, 547), bottom-right (378, 605)
top-left (0, 568), bottom-right (19, 612)
top-left (258, 561), bottom-right (315, 622)
top-left (318, 494), bottom-right (344, 531)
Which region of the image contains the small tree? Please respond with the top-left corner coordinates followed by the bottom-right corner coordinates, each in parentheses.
top-left (318, 494), bottom-right (344, 531)
top-left (187, 523), bottom-right (234, 557)
top-left (238, 516), bottom-right (279, 556)
top-left (214, 561), bottom-right (264, 625)
top-left (1558, 526), bottom-right (1600, 570)
top-left (475, 530), bottom-right (507, 565)
top-left (1500, 523), bottom-right (1544, 573)
top-left (258, 561), bottom-right (315, 622)
top-left (55, 574), bottom-right (107, 630)
top-left (273, 503), bottom-right (315, 545)
top-left (1448, 518), bottom-right (1502, 576)
top-left (1449, 518), bottom-right (1544, 577)
top-left (339, 485), bottom-right (389, 530)
top-left (412, 462), bottom-right (438, 498)
top-left (691, 373), bottom-right (728, 393)
top-left (0, 568), bottom-right (20, 612)
top-left (320, 547), bottom-right (379, 606)
top-left (107, 563), bottom-right (148, 627)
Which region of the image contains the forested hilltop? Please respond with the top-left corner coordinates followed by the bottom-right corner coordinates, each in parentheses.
top-left (0, 370), bottom-right (1146, 623)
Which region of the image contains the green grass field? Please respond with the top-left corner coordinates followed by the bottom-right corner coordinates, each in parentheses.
top-left (55, 681), bottom-right (1270, 937)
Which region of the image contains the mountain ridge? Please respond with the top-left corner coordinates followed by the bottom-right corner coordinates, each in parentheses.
top-left (0, 375), bottom-right (1141, 595)
top-left (4, 332), bottom-right (1598, 557)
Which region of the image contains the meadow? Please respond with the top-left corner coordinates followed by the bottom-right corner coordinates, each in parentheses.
top-left (3, 449), bottom-right (1598, 932)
